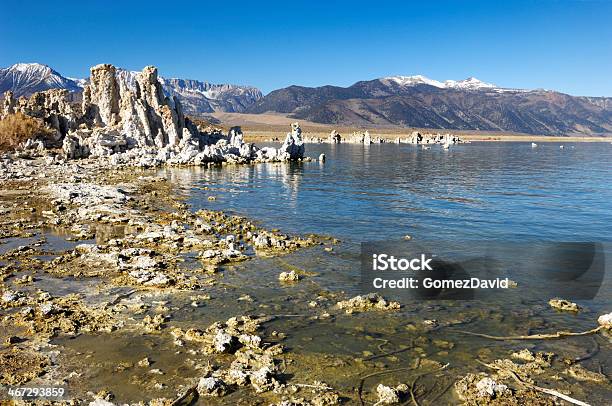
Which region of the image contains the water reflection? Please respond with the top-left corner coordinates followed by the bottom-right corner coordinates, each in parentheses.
top-left (159, 142), bottom-right (612, 242)
top-left (159, 161), bottom-right (306, 204)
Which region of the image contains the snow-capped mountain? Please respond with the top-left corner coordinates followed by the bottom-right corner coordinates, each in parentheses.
top-left (107, 69), bottom-right (263, 114)
top-left (247, 76), bottom-right (612, 135)
top-left (0, 63), bottom-right (82, 97)
top-left (159, 78), bottom-right (262, 114)
top-left (381, 75), bottom-right (446, 89)
top-left (4, 63), bottom-right (612, 135)
top-left (381, 75), bottom-right (496, 90)
top-left (0, 63), bottom-right (263, 114)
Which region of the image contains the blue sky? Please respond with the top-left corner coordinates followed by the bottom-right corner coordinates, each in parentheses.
top-left (1, 0), bottom-right (611, 96)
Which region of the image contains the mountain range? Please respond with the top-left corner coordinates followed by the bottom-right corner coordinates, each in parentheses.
top-left (245, 76), bottom-right (612, 136)
top-left (1, 63), bottom-right (611, 136)
top-left (0, 63), bottom-right (82, 97)
top-left (0, 63), bottom-right (262, 115)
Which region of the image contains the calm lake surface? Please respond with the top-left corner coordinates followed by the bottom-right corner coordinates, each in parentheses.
top-left (160, 141), bottom-right (612, 307)
top-left (170, 142), bottom-right (612, 242)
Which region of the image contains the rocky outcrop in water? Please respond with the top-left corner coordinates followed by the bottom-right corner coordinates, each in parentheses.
top-left (304, 129), bottom-right (464, 145)
top-left (329, 130), bottom-right (341, 143)
top-left (280, 122), bottom-right (305, 160)
top-left (2, 64), bottom-right (308, 166)
top-left (405, 131), bottom-right (463, 145)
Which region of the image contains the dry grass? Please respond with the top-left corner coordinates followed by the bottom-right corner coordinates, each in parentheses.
top-left (0, 112), bottom-right (54, 152)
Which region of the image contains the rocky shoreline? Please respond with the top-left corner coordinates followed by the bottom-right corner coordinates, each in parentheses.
top-left (0, 155), bottom-right (337, 404)
top-left (2, 64), bottom-right (309, 168)
top-left (1, 150), bottom-right (611, 405)
top-left (1, 65), bottom-right (611, 406)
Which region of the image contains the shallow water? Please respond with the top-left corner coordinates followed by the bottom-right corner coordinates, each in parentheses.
top-left (142, 142), bottom-right (612, 403)
top-left (32, 142), bottom-right (612, 403)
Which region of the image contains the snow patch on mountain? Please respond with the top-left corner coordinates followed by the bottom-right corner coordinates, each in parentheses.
top-left (381, 75), bottom-right (500, 91)
top-left (443, 77), bottom-right (496, 90)
top-left (382, 75), bottom-right (446, 88)
top-left (0, 63), bottom-right (82, 96)
top-left (1, 63), bottom-right (263, 114)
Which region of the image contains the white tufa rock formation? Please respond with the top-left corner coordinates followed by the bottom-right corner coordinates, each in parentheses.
top-left (303, 129), bottom-right (464, 145)
top-left (2, 88), bottom-right (78, 144)
top-left (80, 64), bottom-right (190, 149)
top-left (2, 64), bottom-right (309, 166)
top-left (280, 122), bottom-right (305, 160)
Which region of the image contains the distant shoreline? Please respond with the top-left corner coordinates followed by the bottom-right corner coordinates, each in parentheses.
top-left (459, 135), bottom-right (612, 143)
top-left (242, 131), bottom-right (612, 143)
top-left (210, 113), bottom-right (612, 143)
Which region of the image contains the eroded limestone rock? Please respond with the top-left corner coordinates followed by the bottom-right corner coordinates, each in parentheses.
top-left (549, 298), bottom-right (581, 312)
top-left (279, 270), bottom-right (300, 282)
top-left (375, 383), bottom-right (408, 404)
top-left (5, 88), bottom-right (77, 142)
top-left (455, 373), bottom-right (512, 403)
top-left (3, 64), bottom-right (308, 166)
top-left (280, 122), bottom-right (305, 160)
top-left (598, 312), bottom-right (612, 329)
top-left (197, 376), bottom-right (229, 397)
top-left (336, 293), bottom-right (400, 314)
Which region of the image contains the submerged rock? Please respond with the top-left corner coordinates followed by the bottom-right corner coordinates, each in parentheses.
top-left (564, 364), bottom-right (608, 383)
top-left (279, 270), bottom-right (300, 282)
top-left (197, 376), bottom-right (229, 397)
top-left (598, 312), bottom-right (612, 329)
top-left (549, 298), bottom-right (581, 312)
top-left (336, 293), bottom-right (400, 314)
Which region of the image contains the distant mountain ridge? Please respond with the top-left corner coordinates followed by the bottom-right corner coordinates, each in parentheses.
top-left (0, 63), bottom-right (82, 97)
top-left (0, 63), bottom-right (263, 115)
top-left (2, 64), bottom-right (612, 135)
top-left (246, 75), bottom-right (612, 136)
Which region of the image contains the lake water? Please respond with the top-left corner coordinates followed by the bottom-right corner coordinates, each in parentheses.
top-left (174, 142), bottom-right (612, 242)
